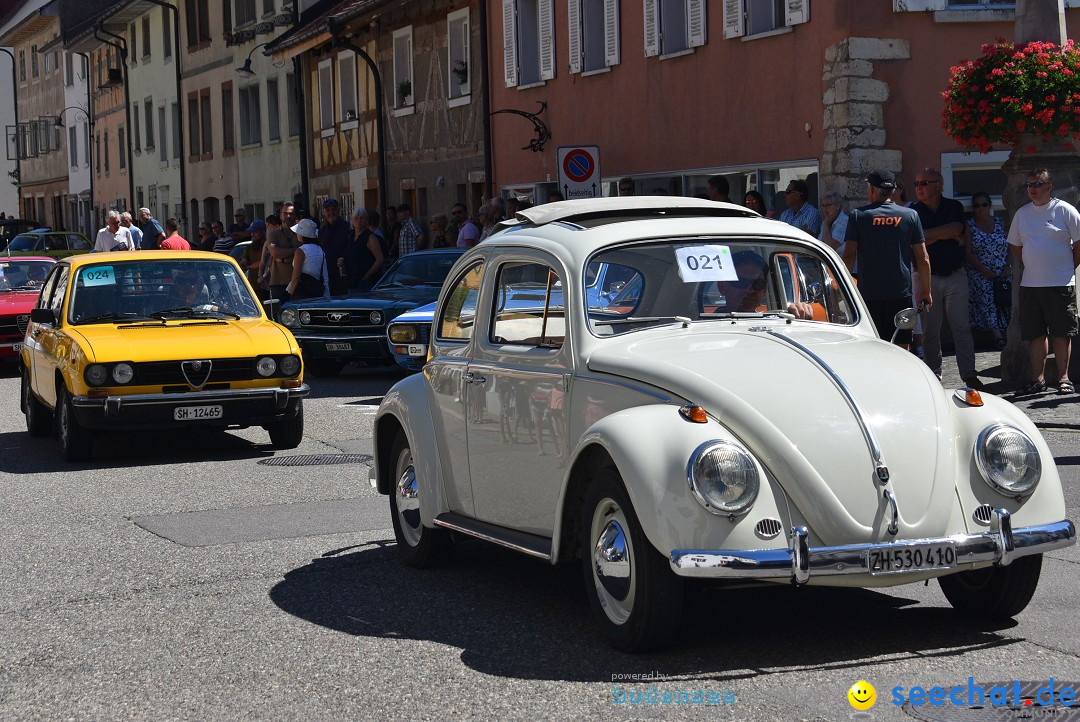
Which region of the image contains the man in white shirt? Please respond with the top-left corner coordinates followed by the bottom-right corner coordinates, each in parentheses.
top-left (94, 210), bottom-right (135, 252)
top-left (1008, 168), bottom-right (1080, 396)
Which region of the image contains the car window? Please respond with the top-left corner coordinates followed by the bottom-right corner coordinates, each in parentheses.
top-left (47, 267), bottom-right (70, 315)
top-left (437, 263), bottom-right (483, 341)
top-left (66, 234), bottom-right (91, 251)
top-left (377, 252), bottom-right (460, 288)
top-left (490, 262), bottom-right (564, 348)
top-left (0, 259), bottom-right (52, 290)
top-left (36, 267), bottom-right (62, 308)
top-left (7, 234), bottom-right (42, 252)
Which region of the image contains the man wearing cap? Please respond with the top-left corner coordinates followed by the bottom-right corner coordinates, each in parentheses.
top-left (137, 207), bottom-right (165, 249)
top-left (317, 198), bottom-right (351, 295)
top-left (239, 218), bottom-right (269, 300)
top-left (911, 167), bottom-right (979, 387)
top-left (843, 170), bottom-right (932, 347)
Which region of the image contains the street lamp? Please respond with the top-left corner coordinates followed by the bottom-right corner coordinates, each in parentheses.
top-left (235, 42), bottom-right (270, 78)
top-left (54, 106), bottom-right (91, 128)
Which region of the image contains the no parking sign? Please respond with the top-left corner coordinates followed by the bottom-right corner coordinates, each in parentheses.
top-left (557, 146), bottom-right (601, 199)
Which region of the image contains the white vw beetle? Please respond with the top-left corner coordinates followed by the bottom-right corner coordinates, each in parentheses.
top-left (370, 198), bottom-right (1074, 651)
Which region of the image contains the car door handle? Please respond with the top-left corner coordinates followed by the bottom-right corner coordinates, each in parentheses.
top-left (463, 372), bottom-right (486, 384)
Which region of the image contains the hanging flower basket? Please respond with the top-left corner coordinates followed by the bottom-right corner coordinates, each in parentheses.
top-left (941, 39), bottom-right (1080, 154)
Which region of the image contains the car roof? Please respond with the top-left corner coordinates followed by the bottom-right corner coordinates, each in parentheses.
top-left (63, 250), bottom-right (240, 268)
top-left (0, 255), bottom-right (55, 263)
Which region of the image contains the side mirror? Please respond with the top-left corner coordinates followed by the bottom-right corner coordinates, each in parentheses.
top-left (892, 307), bottom-right (919, 331)
top-left (30, 307), bottom-right (57, 325)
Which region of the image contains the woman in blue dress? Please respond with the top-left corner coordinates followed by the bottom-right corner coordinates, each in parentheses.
top-left (964, 191), bottom-right (1012, 349)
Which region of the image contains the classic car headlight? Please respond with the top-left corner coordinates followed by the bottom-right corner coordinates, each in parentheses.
top-left (975, 424), bottom-right (1041, 497)
top-left (280, 309), bottom-right (296, 326)
top-left (279, 354), bottom-right (301, 377)
top-left (255, 356), bottom-right (278, 377)
top-left (369, 310), bottom-right (384, 325)
top-left (388, 324), bottom-right (418, 343)
top-left (111, 363), bottom-right (134, 385)
top-left (299, 311), bottom-right (311, 325)
top-left (85, 364), bottom-right (109, 386)
top-left (687, 440), bottom-right (760, 516)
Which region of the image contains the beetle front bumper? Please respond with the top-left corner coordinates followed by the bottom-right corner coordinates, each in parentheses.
top-left (71, 384), bottom-right (309, 431)
top-left (670, 510), bottom-right (1075, 584)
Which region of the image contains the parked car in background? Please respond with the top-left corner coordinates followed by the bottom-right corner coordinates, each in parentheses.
top-left (0, 256), bottom-right (55, 363)
top-left (370, 197), bottom-right (1074, 651)
top-left (20, 251), bottom-right (308, 461)
top-left (0, 219), bottom-right (41, 251)
top-left (280, 248), bottom-right (465, 376)
top-left (4, 230), bottom-right (92, 258)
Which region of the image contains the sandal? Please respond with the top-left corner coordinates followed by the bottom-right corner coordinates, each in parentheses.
top-left (1015, 379), bottom-right (1047, 396)
top-left (1059, 380), bottom-right (1076, 395)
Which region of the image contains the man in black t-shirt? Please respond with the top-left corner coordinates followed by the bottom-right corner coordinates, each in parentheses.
top-left (911, 167), bottom-right (979, 387)
top-left (843, 170), bottom-right (932, 347)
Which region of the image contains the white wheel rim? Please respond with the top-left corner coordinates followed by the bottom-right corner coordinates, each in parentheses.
top-left (590, 496), bottom-right (635, 626)
top-left (394, 446), bottom-right (423, 548)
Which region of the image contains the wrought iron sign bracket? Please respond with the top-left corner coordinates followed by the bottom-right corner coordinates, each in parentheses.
top-left (490, 101), bottom-right (550, 152)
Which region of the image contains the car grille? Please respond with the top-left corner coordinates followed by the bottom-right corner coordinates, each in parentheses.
top-left (755, 518), bottom-right (783, 539)
top-left (133, 358), bottom-right (255, 386)
top-left (300, 308), bottom-right (386, 331)
top-left (0, 316), bottom-right (25, 337)
top-left (17, 314), bottom-right (29, 334)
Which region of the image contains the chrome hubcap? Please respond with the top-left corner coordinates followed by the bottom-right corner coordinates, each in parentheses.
top-left (590, 497), bottom-right (635, 625)
top-left (394, 448), bottom-right (422, 547)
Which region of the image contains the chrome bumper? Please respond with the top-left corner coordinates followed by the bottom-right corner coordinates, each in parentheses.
top-left (73, 384), bottom-right (310, 414)
top-left (670, 510), bottom-right (1075, 584)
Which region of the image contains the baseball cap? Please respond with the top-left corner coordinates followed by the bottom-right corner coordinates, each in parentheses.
top-left (291, 218), bottom-right (319, 239)
top-left (322, 198), bottom-right (339, 207)
top-left (247, 219), bottom-right (266, 232)
top-left (867, 170), bottom-right (897, 189)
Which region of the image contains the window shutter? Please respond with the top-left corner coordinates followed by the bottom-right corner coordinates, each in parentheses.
top-left (567, 0), bottom-right (581, 74)
top-left (643, 0), bottom-right (658, 57)
top-left (785, 0), bottom-right (809, 26)
top-left (891, 0), bottom-right (945, 9)
top-left (723, 0), bottom-right (745, 38)
top-left (604, 0), bottom-right (620, 67)
top-left (688, 0), bottom-right (706, 47)
top-left (503, 0), bottom-right (518, 87)
top-left (539, 0), bottom-right (555, 80)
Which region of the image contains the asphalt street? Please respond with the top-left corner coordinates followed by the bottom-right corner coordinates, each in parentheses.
top-left (1, 363), bottom-right (1079, 721)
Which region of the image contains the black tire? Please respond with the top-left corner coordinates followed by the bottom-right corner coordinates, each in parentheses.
top-left (56, 385), bottom-right (93, 462)
top-left (580, 465), bottom-right (683, 652)
top-left (939, 554), bottom-right (1043, 619)
top-left (267, 401), bottom-right (304, 449)
top-left (307, 358), bottom-right (345, 377)
top-left (388, 431), bottom-right (453, 568)
top-left (23, 368), bottom-right (52, 437)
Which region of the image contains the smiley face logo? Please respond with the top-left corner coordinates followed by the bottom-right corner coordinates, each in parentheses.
top-left (848, 680), bottom-right (876, 711)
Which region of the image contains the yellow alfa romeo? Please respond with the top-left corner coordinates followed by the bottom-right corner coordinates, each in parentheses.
top-left (20, 251), bottom-right (308, 461)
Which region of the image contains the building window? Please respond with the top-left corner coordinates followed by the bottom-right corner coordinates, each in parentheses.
top-left (236, 0), bottom-right (257, 26)
top-left (171, 102), bottom-right (181, 160)
top-left (567, 0), bottom-right (620, 74)
top-left (44, 47), bottom-right (52, 74)
top-left (83, 122), bottom-right (90, 168)
top-left (723, 0), bottom-right (807, 38)
top-left (118, 126), bottom-right (126, 169)
top-left (64, 51), bottom-right (74, 86)
top-left (188, 92), bottom-right (200, 157)
top-left (239, 84), bottom-right (262, 146)
top-left (69, 125), bottom-right (78, 167)
top-left (286, 72), bottom-right (299, 137)
top-left (448, 8), bottom-right (471, 97)
top-left (941, 150), bottom-right (1010, 209)
top-left (318, 58), bottom-right (334, 131)
top-left (263, 0), bottom-right (274, 15)
top-left (158, 106), bottom-right (167, 162)
top-left (95, 133), bottom-right (101, 174)
top-left (338, 51), bottom-right (357, 121)
top-left (267, 77), bottom-right (280, 141)
top-left (144, 99), bottom-right (155, 149)
top-left (200, 89), bottom-right (212, 154)
top-left (186, 0), bottom-right (211, 46)
top-left (31, 45), bottom-right (38, 77)
top-left (163, 12), bottom-right (172, 58)
top-left (393, 26), bottom-right (414, 108)
top-left (18, 51), bottom-right (25, 82)
top-left (643, 0), bottom-right (706, 55)
top-left (502, 0), bottom-right (554, 87)
top-left (104, 129), bottom-right (109, 174)
top-left (142, 17), bottom-right (151, 58)
top-left (132, 104), bottom-right (141, 151)
top-left (129, 23), bottom-right (137, 62)
top-left (222, 84), bottom-right (235, 152)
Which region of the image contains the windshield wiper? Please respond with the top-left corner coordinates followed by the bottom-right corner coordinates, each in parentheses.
top-left (76, 312), bottom-right (153, 324)
top-left (700, 311), bottom-right (796, 320)
top-left (150, 306), bottom-right (241, 320)
top-left (603, 315), bottom-right (693, 327)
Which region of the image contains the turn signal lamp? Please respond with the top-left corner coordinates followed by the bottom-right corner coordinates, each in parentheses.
top-left (954, 388), bottom-right (984, 407)
top-left (679, 404), bottom-right (708, 423)
top-left (281, 379), bottom-right (303, 389)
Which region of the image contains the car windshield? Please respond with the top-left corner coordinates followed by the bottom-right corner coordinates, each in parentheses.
top-left (0, 259), bottom-right (53, 291)
top-left (586, 239), bottom-right (857, 335)
top-left (375, 252), bottom-right (459, 289)
top-left (68, 259), bottom-right (262, 324)
top-left (6, 234), bottom-right (43, 251)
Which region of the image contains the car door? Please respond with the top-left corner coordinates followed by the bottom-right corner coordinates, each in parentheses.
top-left (426, 261), bottom-right (485, 516)
top-left (465, 254), bottom-right (570, 535)
top-left (30, 265), bottom-right (69, 407)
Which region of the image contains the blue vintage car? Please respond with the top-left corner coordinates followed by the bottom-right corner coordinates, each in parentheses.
top-left (280, 248), bottom-right (465, 376)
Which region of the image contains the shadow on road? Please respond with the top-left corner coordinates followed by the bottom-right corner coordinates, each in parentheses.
top-left (269, 539), bottom-right (1021, 682)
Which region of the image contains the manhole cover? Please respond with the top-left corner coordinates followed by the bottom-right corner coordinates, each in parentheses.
top-left (258, 453), bottom-right (374, 467)
top-left (902, 681), bottom-right (1080, 721)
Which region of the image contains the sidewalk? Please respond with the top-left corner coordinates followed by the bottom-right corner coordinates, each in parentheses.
top-left (938, 350), bottom-right (1080, 429)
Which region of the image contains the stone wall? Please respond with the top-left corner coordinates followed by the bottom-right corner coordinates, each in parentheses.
top-left (821, 38), bottom-right (910, 208)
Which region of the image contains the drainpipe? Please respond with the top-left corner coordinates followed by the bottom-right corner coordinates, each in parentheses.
top-left (138, 0), bottom-right (186, 229)
top-left (293, 55), bottom-right (310, 210)
top-left (75, 51), bottom-right (93, 235)
top-left (94, 24), bottom-right (135, 213)
top-left (326, 16), bottom-right (387, 213)
top-left (0, 49), bottom-right (21, 216)
top-left (478, 0), bottom-right (493, 199)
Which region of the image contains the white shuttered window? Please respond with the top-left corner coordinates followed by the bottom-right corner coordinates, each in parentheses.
top-left (503, 0), bottom-right (555, 87)
top-left (725, 0), bottom-right (809, 39)
top-left (568, 0), bottom-right (620, 73)
top-left (643, 0), bottom-right (706, 57)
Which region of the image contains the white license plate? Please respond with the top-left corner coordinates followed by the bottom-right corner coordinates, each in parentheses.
top-left (325, 343), bottom-right (352, 351)
top-left (407, 344), bottom-right (426, 357)
top-left (12, 342), bottom-right (22, 353)
top-left (174, 405), bottom-right (223, 421)
top-left (865, 543), bottom-right (956, 575)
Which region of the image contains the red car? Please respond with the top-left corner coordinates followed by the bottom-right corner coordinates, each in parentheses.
top-left (0, 256), bottom-right (55, 361)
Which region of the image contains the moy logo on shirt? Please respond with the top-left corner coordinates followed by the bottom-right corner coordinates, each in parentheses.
top-left (871, 216), bottom-right (903, 226)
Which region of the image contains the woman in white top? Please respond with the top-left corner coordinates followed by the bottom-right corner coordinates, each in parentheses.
top-left (286, 218), bottom-right (331, 299)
